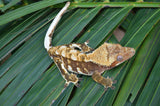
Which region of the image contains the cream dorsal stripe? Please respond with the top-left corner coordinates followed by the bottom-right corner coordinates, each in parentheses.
top-left (44, 2), bottom-right (70, 51)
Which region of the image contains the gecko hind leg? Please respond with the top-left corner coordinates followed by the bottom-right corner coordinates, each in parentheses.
top-left (92, 71), bottom-right (115, 89)
top-left (53, 57), bottom-right (80, 88)
top-left (64, 73), bottom-right (80, 88)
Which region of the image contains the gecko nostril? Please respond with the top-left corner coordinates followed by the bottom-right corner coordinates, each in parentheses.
top-left (131, 48), bottom-right (135, 54)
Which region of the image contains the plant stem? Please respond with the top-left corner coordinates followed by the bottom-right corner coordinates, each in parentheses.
top-left (70, 2), bottom-right (160, 8)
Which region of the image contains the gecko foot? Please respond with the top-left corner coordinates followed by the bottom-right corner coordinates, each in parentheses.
top-left (64, 73), bottom-right (81, 88)
top-left (100, 76), bottom-right (116, 90)
top-left (101, 76), bottom-right (113, 88)
top-left (92, 72), bottom-right (116, 90)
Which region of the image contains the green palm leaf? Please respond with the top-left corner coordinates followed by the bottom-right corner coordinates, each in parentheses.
top-left (0, 0), bottom-right (160, 105)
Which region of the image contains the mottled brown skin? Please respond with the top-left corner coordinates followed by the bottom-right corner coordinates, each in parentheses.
top-left (48, 42), bottom-right (135, 88)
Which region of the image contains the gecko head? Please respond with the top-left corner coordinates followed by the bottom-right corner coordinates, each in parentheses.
top-left (87, 43), bottom-right (135, 67)
top-left (105, 43), bottom-right (135, 67)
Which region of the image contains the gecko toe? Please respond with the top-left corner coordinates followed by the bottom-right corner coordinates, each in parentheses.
top-left (113, 80), bottom-right (117, 84)
top-left (78, 78), bottom-right (83, 81)
top-left (64, 82), bottom-right (69, 88)
top-left (111, 86), bottom-right (115, 89)
top-left (75, 83), bottom-right (80, 87)
top-left (104, 87), bottom-right (108, 91)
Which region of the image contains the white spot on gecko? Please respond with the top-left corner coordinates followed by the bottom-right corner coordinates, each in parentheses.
top-left (77, 67), bottom-right (83, 74)
top-left (71, 54), bottom-right (77, 61)
top-left (68, 65), bottom-right (73, 72)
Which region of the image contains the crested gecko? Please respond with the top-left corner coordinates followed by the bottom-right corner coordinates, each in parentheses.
top-left (44, 2), bottom-right (135, 89)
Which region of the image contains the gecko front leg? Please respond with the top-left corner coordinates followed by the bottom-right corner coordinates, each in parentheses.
top-left (92, 71), bottom-right (115, 89)
top-left (53, 56), bottom-right (80, 87)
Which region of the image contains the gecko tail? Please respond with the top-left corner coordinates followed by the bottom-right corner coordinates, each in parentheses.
top-left (44, 2), bottom-right (70, 51)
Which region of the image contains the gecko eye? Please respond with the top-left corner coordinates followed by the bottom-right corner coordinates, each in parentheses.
top-left (117, 55), bottom-right (123, 61)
